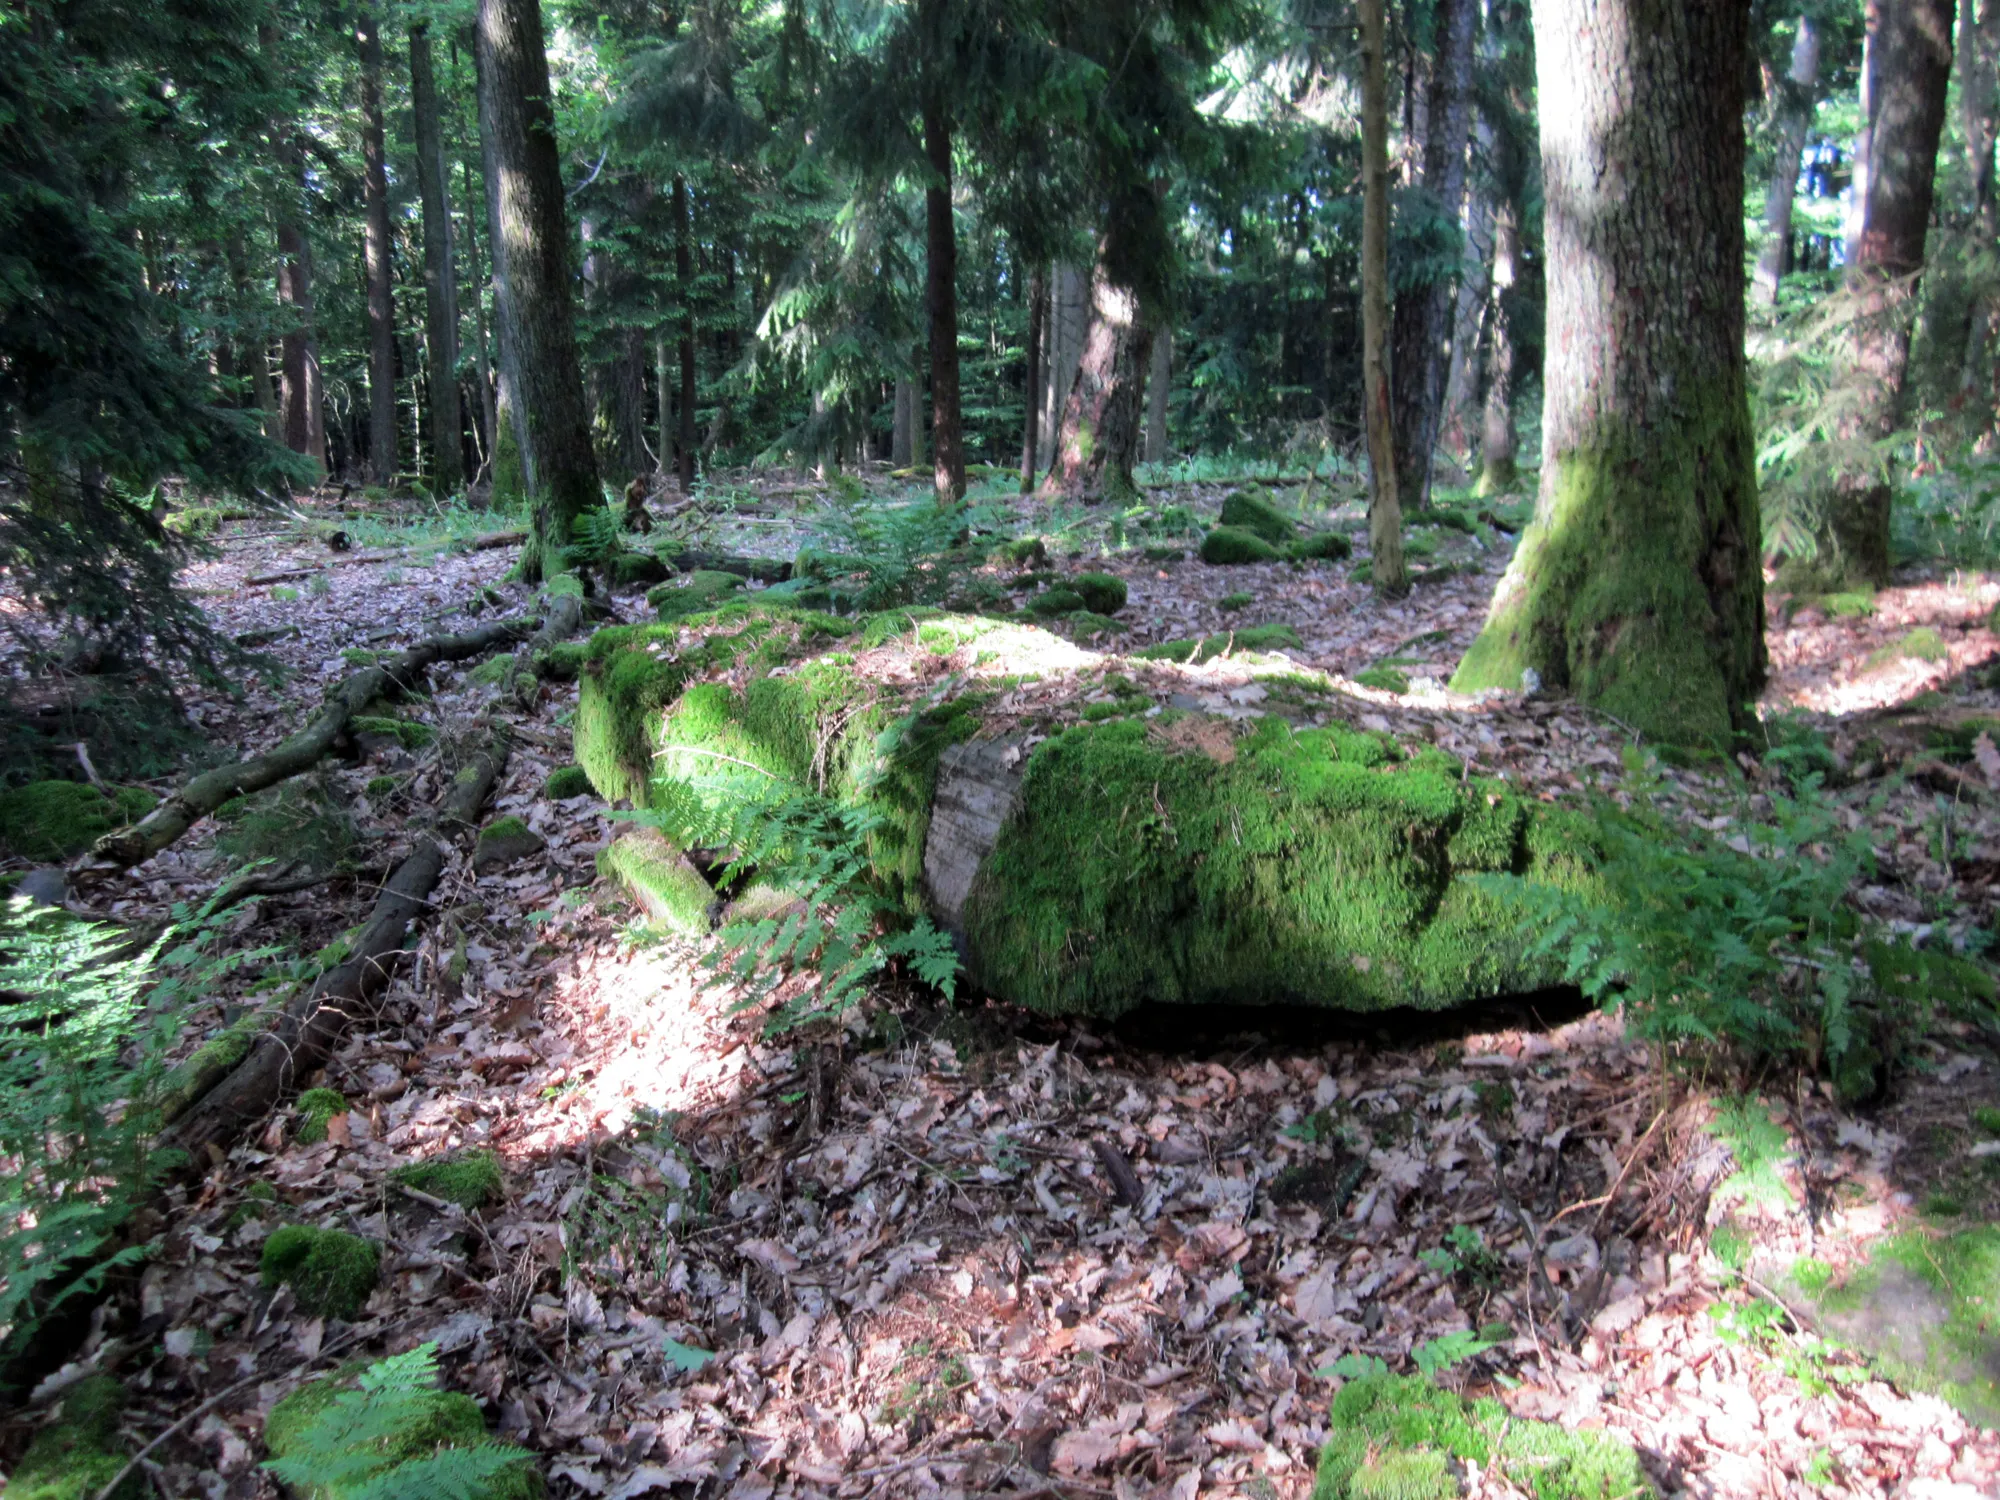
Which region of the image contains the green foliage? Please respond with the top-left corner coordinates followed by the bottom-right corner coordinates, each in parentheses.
top-left (786, 492), bottom-right (1006, 612)
top-left (391, 1150), bottom-right (503, 1210)
top-left (263, 1343), bottom-right (540, 1500)
top-left (1199, 525), bottom-right (1281, 564)
top-left (1132, 624), bottom-right (1302, 663)
top-left (1354, 666), bottom-right (1409, 693)
top-left (215, 776), bottom-right (361, 875)
top-left (352, 716), bottom-right (437, 750)
top-left (1217, 590), bottom-right (1253, 611)
top-left (1217, 487), bottom-right (1296, 544)
top-left (1708, 1097), bottom-right (1793, 1210)
top-left (0, 780), bottom-right (155, 861)
top-left (295, 1088), bottom-right (348, 1146)
top-left (259, 1225), bottom-right (381, 1320)
top-left (1286, 531), bottom-right (1353, 562)
top-left (1071, 573), bottom-right (1128, 615)
top-left (7, 1374), bottom-right (142, 1500)
top-left (649, 569), bottom-right (747, 619)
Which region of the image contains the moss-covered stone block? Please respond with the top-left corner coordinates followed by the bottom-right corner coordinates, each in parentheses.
top-left (0, 782), bottom-right (156, 862)
top-left (542, 765), bottom-right (594, 799)
top-left (265, 1364), bottom-right (541, 1500)
top-left (1313, 1375), bottom-right (1652, 1500)
top-left (1133, 625), bottom-right (1302, 664)
top-left (391, 1149), bottom-right (504, 1209)
top-left (260, 1225), bottom-right (380, 1320)
top-left (597, 826), bottom-right (716, 936)
top-left (473, 816), bottom-right (544, 873)
top-left (1199, 526), bottom-right (1281, 565)
top-left (1288, 531), bottom-right (1353, 562)
top-left (1072, 573), bottom-right (1128, 615)
top-left (1218, 488), bottom-right (1296, 544)
top-left (7, 1375), bottom-right (143, 1500)
top-left (295, 1088), bottom-right (347, 1145)
top-left (648, 570), bottom-right (745, 620)
top-left (609, 550), bottom-right (669, 587)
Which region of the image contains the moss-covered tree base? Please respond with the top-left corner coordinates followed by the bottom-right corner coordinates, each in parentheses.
top-left (597, 827), bottom-right (715, 936)
top-left (1313, 1375), bottom-right (1654, 1500)
top-left (571, 602), bottom-right (1595, 1019)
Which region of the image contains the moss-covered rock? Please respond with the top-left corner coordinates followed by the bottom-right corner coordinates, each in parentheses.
top-left (351, 716), bottom-right (436, 750)
top-left (648, 570), bottom-right (745, 620)
top-left (260, 1225), bottom-right (380, 1320)
top-left (295, 1087), bottom-right (348, 1145)
top-left (1026, 588), bottom-right (1087, 617)
top-left (0, 782), bottom-right (156, 862)
top-left (1218, 487), bottom-right (1296, 544)
top-left (1218, 591), bottom-right (1253, 612)
top-left (266, 1363), bottom-right (540, 1500)
top-left (1133, 625), bottom-right (1302, 664)
top-left (542, 765), bottom-right (594, 799)
top-left (537, 641), bottom-right (587, 681)
top-left (1072, 573), bottom-right (1128, 615)
top-left (6, 1375), bottom-right (142, 1500)
top-left (467, 653), bottom-right (520, 688)
top-left (391, 1148), bottom-right (504, 1209)
top-left (999, 536), bottom-right (1049, 567)
top-left (1287, 531), bottom-right (1353, 562)
top-left (609, 550), bottom-right (670, 587)
top-left (1313, 1375), bottom-right (1652, 1500)
top-left (597, 827), bottom-right (715, 936)
top-left (473, 816), bottom-right (545, 872)
top-left (1199, 526), bottom-right (1281, 565)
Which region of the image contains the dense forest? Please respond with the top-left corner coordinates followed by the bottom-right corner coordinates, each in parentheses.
top-left (7, 0), bottom-right (2000, 1495)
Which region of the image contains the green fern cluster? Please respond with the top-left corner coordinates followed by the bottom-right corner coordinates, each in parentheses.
top-left (264, 1343), bottom-right (540, 1500)
top-left (767, 492), bottom-right (1005, 612)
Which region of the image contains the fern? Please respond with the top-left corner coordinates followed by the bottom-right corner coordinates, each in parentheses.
top-left (782, 490), bottom-right (1007, 612)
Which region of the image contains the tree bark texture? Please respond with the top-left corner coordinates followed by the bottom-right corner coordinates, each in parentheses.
top-left (1046, 250), bottom-right (1153, 505)
top-left (224, 231), bottom-right (277, 440)
top-left (922, 87), bottom-right (966, 504)
top-left (1960, 0), bottom-right (2000, 410)
top-left (1451, 0), bottom-right (1765, 750)
top-left (1040, 264), bottom-right (1088, 474)
top-left (265, 29), bottom-right (325, 476)
top-left (1359, 0), bottom-right (1407, 597)
top-left (1388, 0), bottom-right (1478, 514)
top-left (476, 0), bottom-right (600, 576)
top-left (358, 4), bottom-right (398, 485)
top-left (1441, 173), bottom-right (1493, 457)
top-left (1020, 264), bottom-right (1045, 491)
top-left (1144, 327), bottom-right (1170, 465)
top-left (410, 22), bottom-right (464, 495)
top-left (1752, 17), bottom-right (1821, 308)
top-left (892, 376), bottom-right (915, 468)
top-left (673, 172), bottom-right (698, 492)
top-left (580, 216), bottom-right (650, 483)
top-left (1477, 196), bottom-right (1520, 496)
top-left (1810, 0), bottom-right (1955, 584)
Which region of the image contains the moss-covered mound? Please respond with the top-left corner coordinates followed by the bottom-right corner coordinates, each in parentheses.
top-left (7, 1375), bottom-right (143, 1500)
top-left (1072, 573), bottom-right (1128, 614)
top-left (1218, 488), bottom-right (1296, 544)
top-left (542, 764), bottom-right (594, 799)
top-left (260, 1225), bottom-right (380, 1320)
top-left (1288, 531), bottom-right (1353, 562)
top-left (0, 782), bottom-right (156, 862)
top-left (295, 1088), bottom-right (348, 1145)
top-left (473, 816), bottom-right (545, 872)
top-left (571, 602), bottom-right (1589, 1018)
top-left (1199, 526), bottom-right (1281, 565)
top-left (1315, 1375), bottom-right (1652, 1500)
top-left (1026, 587), bottom-right (1087, 618)
top-left (647, 570), bottom-right (745, 620)
top-left (392, 1148), bottom-right (504, 1209)
top-left (266, 1364), bottom-right (540, 1500)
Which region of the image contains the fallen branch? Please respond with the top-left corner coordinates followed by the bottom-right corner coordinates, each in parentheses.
top-left (85, 615), bottom-right (533, 870)
top-left (464, 529), bottom-right (527, 552)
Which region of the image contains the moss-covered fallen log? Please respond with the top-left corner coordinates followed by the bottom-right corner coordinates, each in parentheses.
top-left (572, 602), bottom-right (1597, 1018)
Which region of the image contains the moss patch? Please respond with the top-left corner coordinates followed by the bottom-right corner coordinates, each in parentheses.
top-left (1072, 573), bottom-right (1127, 615)
top-left (1218, 487), bottom-right (1296, 544)
top-left (1218, 591), bottom-right (1253, 612)
top-left (1353, 666), bottom-right (1410, 694)
top-left (1026, 588), bottom-right (1087, 618)
top-left (999, 536), bottom-right (1048, 567)
top-left (597, 827), bottom-right (715, 937)
top-left (260, 1225), bottom-right (380, 1320)
top-left (1287, 531), bottom-right (1353, 562)
top-left (1865, 627), bottom-right (1950, 672)
top-left (467, 653), bottom-right (520, 688)
top-left (295, 1087), bottom-right (347, 1145)
top-left (964, 714), bottom-right (1587, 1017)
top-left (1132, 624), bottom-right (1303, 665)
top-left (7, 1374), bottom-right (142, 1500)
top-left (609, 550), bottom-right (669, 587)
top-left (351, 716), bottom-right (436, 750)
top-left (392, 1149), bottom-right (504, 1209)
top-left (0, 781), bottom-right (156, 862)
top-left (1199, 526), bottom-right (1281, 565)
top-left (648, 570), bottom-right (746, 620)
top-left (473, 816), bottom-right (545, 872)
top-left (1313, 1374), bottom-right (1652, 1500)
top-left (542, 765), bottom-right (594, 799)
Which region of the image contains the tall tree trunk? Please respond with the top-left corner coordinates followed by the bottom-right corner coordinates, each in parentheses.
top-left (474, 56), bottom-right (527, 511)
top-left (224, 231), bottom-right (277, 440)
top-left (1452, 0), bottom-right (1764, 750)
top-left (1020, 264), bottom-right (1045, 492)
top-left (673, 173), bottom-right (697, 492)
top-left (1040, 265), bottom-right (1086, 474)
top-left (922, 85), bottom-right (965, 504)
top-left (409, 21), bottom-right (464, 494)
top-left (892, 377), bottom-right (915, 469)
top-left (265, 28), bottom-right (324, 477)
top-left (1359, 0), bottom-right (1407, 597)
top-left (476, 0), bottom-right (600, 578)
top-left (1959, 0), bottom-right (2000, 412)
top-left (459, 157), bottom-right (498, 486)
top-left (1752, 17), bottom-right (1821, 308)
top-left (1440, 177), bottom-right (1493, 458)
top-left (1388, 0), bottom-right (1478, 514)
top-left (1476, 197), bottom-right (1520, 496)
top-left (358, 3), bottom-right (398, 485)
top-left (1803, 0), bottom-right (1955, 585)
top-left (1144, 327), bottom-right (1170, 465)
top-left (1046, 216), bottom-right (1154, 505)
top-left (580, 216), bottom-right (649, 482)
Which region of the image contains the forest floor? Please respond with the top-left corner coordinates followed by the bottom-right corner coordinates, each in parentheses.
top-left (11, 468), bottom-right (2000, 1500)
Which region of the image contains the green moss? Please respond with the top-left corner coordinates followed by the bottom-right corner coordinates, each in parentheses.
top-left (1449, 398), bottom-right (1764, 751)
top-left (1026, 588), bottom-right (1086, 617)
top-left (1312, 1375), bottom-right (1652, 1500)
top-left (391, 1149), bottom-right (504, 1209)
top-left (1218, 487), bottom-right (1296, 544)
top-left (1132, 624), bottom-right (1303, 664)
top-left (1218, 591), bottom-right (1253, 611)
top-left (474, 816), bottom-right (544, 870)
top-left (538, 641), bottom-right (587, 680)
top-left (964, 714), bottom-right (1585, 1017)
top-left (1199, 526), bottom-right (1281, 565)
top-left (0, 781), bottom-right (156, 862)
top-left (1977, 1106), bottom-right (2000, 1135)
top-left (1821, 588), bottom-right (1877, 619)
top-left (544, 571), bottom-right (585, 600)
top-left (266, 1366), bottom-right (540, 1500)
top-left (1065, 611), bottom-right (1128, 637)
top-left (342, 648), bottom-right (383, 668)
top-left (1923, 717), bottom-right (2000, 763)
top-left (1354, 666), bottom-right (1410, 694)
top-left (364, 775), bottom-right (402, 797)
top-left (596, 828), bottom-right (715, 937)
top-left (1287, 531), bottom-right (1354, 562)
top-left (542, 765), bottom-right (593, 799)
top-left (259, 1225), bottom-right (380, 1320)
top-left (1866, 627), bottom-right (1950, 671)
top-left (1141, 544), bottom-right (1186, 563)
top-left (1000, 536), bottom-right (1049, 566)
top-left (7, 1375), bottom-right (142, 1500)
top-left (467, 653), bottom-right (519, 688)
top-left (351, 716), bottom-right (436, 750)
top-left (647, 570), bottom-right (745, 620)
top-left (1072, 573), bottom-right (1128, 614)
top-left (609, 550), bottom-right (669, 587)
top-left (295, 1088), bottom-right (348, 1145)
